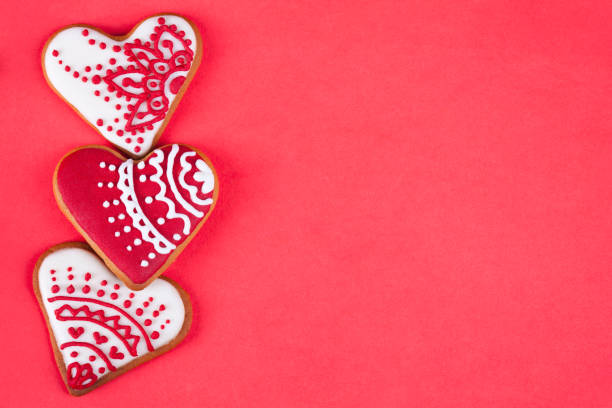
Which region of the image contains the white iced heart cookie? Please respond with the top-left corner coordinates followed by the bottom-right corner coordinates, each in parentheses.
top-left (42, 14), bottom-right (202, 157)
top-left (34, 243), bottom-right (192, 396)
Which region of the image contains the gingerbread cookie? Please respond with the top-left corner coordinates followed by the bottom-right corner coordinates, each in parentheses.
top-left (42, 14), bottom-right (202, 158)
top-left (53, 144), bottom-right (218, 290)
top-left (33, 243), bottom-right (192, 396)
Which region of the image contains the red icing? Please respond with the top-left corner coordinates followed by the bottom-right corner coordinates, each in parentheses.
top-left (151, 331), bottom-right (159, 339)
top-left (109, 346), bottom-right (124, 360)
top-left (101, 280), bottom-right (107, 286)
top-left (89, 355), bottom-right (96, 362)
top-left (67, 285), bottom-right (75, 294)
top-left (97, 290), bottom-right (105, 297)
top-left (68, 326), bottom-right (84, 339)
top-left (114, 284), bottom-right (120, 290)
top-left (85, 66), bottom-right (91, 72)
top-left (93, 331), bottom-right (108, 344)
top-left (144, 319), bottom-right (151, 326)
top-left (49, 295), bottom-right (154, 351)
top-left (61, 342), bottom-right (116, 371)
top-left (109, 58), bottom-right (116, 65)
top-left (96, 119), bottom-right (103, 126)
top-left (94, 90), bottom-right (101, 96)
top-left (66, 361), bottom-right (97, 389)
top-left (71, 351), bottom-right (78, 357)
top-left (98, 367), bottom-right (105, 374)
top-left (96, 64), bottom-right (103, 70)
top-left (89, 39), bottom-right (95, 45)
top-left (100, 20), bottom-right (195, 133)
top-left (99, 42), bottom-right (107, 49)
top-left (113, 45), bottom-right (121, 52)
top-left (73, 71), bottom-right (80, 78)
top-left (52, 50), bottom-right (59, 57)
top-left (83, 285), bottom-right (91, 294)
top-left (82, 29), bottom-right (89, 36)
top-left (85, 272), bottom-right (91, 281)
top-left (135, 308), bottom-right (143, 316)
top-left (65, 66), bottom-right (71, 72)
top-left (153, 310), bottom-right (159, 317)
top-left (92, 75), bottom-right (101, 84)
top-left (68, 274), bottom-right (74, 280)
top-left (55, 145), bottom-right (216, 284)
top-left (160, 305), bottom-right (165, 311)
top-left (110, 292), bottom-right (118, 300)
top-left (123, 300), bottom-right (131, 308)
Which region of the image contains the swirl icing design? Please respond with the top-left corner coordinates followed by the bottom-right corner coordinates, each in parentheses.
top-left (36, 246), bottom-right (189, 395)
top-left (43, 15), bottom-right (200, 157)
top-left (55, 144), bottom-right (217, 286)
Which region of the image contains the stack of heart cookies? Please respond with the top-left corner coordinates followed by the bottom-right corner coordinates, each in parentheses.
top-left (34, 14), bottom-right (218, 396)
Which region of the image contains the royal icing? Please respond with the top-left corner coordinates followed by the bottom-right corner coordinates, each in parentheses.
top-left (55, 144), bottom-right (217, 286)
top-left (37, 246), bottom-right (188, 393)
top-left (43, 15), bottom-right (200, 157)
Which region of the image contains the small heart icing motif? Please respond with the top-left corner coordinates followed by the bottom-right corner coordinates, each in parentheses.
top-left (68, 327), bottom-right (84, 339)
top-left (54, 144), bottom-right (218, 290)
top-left (34, 243), bottom-right (192, 396)
top-left (109, 346), bottom-right (125, 360)
top-left (42, 14), bottom-right (202, 158)
top-left (93, 332), bottom-right (108, 344)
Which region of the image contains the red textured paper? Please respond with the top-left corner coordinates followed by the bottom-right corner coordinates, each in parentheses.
top-left (1, 1), bottom-right (612, 407)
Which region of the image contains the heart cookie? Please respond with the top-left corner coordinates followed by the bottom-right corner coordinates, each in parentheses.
top-left (54, 144), bottom-right (218, 290)
top-left (42, 14), bottom-right (202, 158)
top-left (34, 243), bottom-right (192, 396)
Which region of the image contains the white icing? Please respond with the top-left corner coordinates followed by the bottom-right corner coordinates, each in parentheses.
top-left (139, 175), bottom-right (147, 182)
top-left (148, 149), bottom-right (191, 234)
top-left (167, 145), bottom-right (203, 218)
top-left (173, 234), bottom-right (181, 241)
top-left (99, 162), bottom-right (106, 168)
top-left (107, 182), bottom-right (114, 188)
top-left (108, 217), bottom-right (115, 223)
top-left (109, 164), bottom-right (116, 171)
top-left (102, 201), bottom-right (110, 208)
top-left (134, 239), bottom-right (142, 246)
top-left (43, 15), bottom-right (199, 157)
top-left (141, 260), bottom-right (149, 267)
top-left (144, 196), bottom-right (153, 204)
top-left (114, 231), bottom-right (120, 237)
top-left (113, 199), bottom-right (119, 205)
top-left (157, 218), bottom-right (165, 225)
top-left (37, 247), bottom-right (186, 384)
top-left (148, 253), bottom-right (156, 259)
top-left (118, 213), bottom-right (125, 220)
top-left (126, 245), bottom-right (132, 251)
top-left (117, 160), bottom-right (175, 255)
top-left (97, 182), bottom-right (103, 188)
top-left (123, 226), bottom-right (131, 233)
top-left (178, 152), bottom-right (214, 206)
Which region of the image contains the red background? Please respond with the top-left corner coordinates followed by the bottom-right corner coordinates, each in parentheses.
top-left (1, 1), bottom-right (611, 406)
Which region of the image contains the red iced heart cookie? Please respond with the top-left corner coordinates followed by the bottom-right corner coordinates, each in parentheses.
top-left (42, 14), bottom-right (202, 158)
top-left (54, 144), bottom-right (218, 289)
top-left (34, 243), bottom-right (192, 396)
